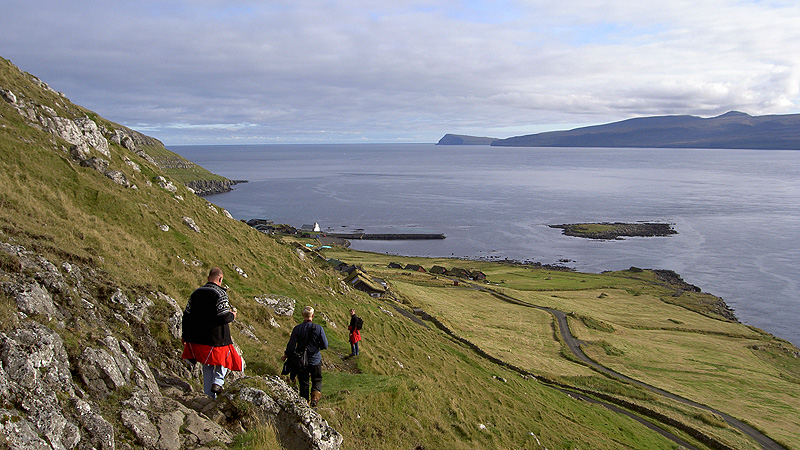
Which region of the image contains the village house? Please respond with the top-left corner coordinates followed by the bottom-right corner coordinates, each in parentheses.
top-left (429, 265), bottom-right (447, 275)
top-left (300, 222), bottom-right (321, 232)
top-left (404, 264), bottom-right (426, 273)
top-left (387, 262), bottom-right (403, 269)
top-left (344, 269), bottom-right (387, 297)
top-left (447, 267), bottom-right (470, 278)
top-left (470, 270), bottom-right (486, 281)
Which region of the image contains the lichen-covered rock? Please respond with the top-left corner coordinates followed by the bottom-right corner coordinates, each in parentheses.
top-left (71, 398), bottom-right (116, 450)
top-left (0, 322), bottom-right (80, 450)
top-left (80, 156), bottom-right (110, 173)
top-left (109, 288), bottom-right (154, 323)
top-left (6, 279), bottom-right (64, 320)
top-left (261, 376), bottom-right (343, 450)
top-left (181, 408), bottom-right (233, 446)
top-left (105, 169), bottom-right (132, 188)
top-left (155, 291), bottom-right (184, 340)
top-left (77, 346), bottom-right (128, 396)
top-left (183, 217), bottom-right (200, 233)
top-left (121, 409), bottom-right (159, 448)
top-left (157, 176), bottom-right (178, 193)
top-left (254, 295), bottom-right (296, 317)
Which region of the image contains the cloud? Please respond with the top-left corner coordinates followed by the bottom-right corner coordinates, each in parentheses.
top-left (2, 0), bottom-right (800, 143)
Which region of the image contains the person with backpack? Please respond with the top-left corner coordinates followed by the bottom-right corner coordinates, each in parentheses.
top-left (348, 308), bottom-right (362, 356)
top-left (282, 306), bottom-right (328, 406)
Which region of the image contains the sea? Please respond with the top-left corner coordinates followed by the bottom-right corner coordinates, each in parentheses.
top-left (170, 143), bottom-right (800, 346)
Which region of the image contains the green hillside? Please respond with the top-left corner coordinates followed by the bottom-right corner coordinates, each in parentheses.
top-left (1, 56), bottom-right (798, 450)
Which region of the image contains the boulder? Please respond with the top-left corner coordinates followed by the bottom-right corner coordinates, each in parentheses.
top-left (183, 217), bottom-right (200, 233)
top-left (105, 170), bottom-right (132, 188)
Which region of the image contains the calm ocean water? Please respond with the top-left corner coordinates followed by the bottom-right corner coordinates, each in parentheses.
top-left (171, 144), bottom-right (800, 346)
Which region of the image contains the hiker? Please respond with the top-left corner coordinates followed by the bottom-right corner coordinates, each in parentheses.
top-left (282, 306), bottom-right (328, 406)
top-left (348, 308), bottom-right (362, 356)
top-left (181, 267), bottom-right (242, 399)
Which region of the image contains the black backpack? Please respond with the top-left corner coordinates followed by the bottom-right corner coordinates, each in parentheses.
top-left (355, 316), bottom-right (363, 330)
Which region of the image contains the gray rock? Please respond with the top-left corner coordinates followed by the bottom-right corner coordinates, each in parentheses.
top-left (153, 292), bottom-right (183, 340)
top-left (110, 288), bottom-right (153, 323)
top-left (182, 409), bottom-right (233, 446)
top-left (77, 346), bottom-right (127, 396)
top-left (71, 398), bottom-right (116, 450)
top-left (0, 323), bottom-right (80, 450)
top-left (233, 376), bottom-right (343, 450)
top-left (155, 410), bottom-right (185, 450)
top-left (73, 116), bottom-right (111, 157)
top-left (105, 170), bottom-right (131, 188)
top-left (0, 322), bottom-right (73, 393)
top-left (9, 279), bottom-right (64, 320)
top-left (80, 156), bottom-right (110, 173)
top-left (124, 158), bottom-right (141, 172)
top-left (183, 217), bottom-right (200, 233)
top-left (254, 295), bottom-right (296, 317)
top-left (121, 409), bottom-right (159, 449)
top-left (156, 176), bottom-right (178, 193)
top-left (1, 88), bottom-right (17, 104)
top-left (0, 409), bottom-right (52, 450)
top-left (119, 339), bottom-right (161, 396)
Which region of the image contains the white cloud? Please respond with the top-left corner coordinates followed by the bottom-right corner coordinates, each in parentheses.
top-left (2, 0), bottom-right (800, 143)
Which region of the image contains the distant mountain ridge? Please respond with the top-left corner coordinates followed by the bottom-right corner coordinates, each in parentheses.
top-left (438, 111), bottom-right (800, 149)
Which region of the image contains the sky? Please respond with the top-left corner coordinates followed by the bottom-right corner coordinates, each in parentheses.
top-left (3, 0), bottom-right (800, 145)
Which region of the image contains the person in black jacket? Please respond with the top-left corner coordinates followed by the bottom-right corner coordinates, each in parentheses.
top-left (181, 267), bottom-right (242, 398)
top-left (282, 306), bottom-right (329, 406)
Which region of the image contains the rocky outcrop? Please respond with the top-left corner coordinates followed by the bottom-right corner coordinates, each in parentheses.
top-left (229, 377), bottom-right (343, 450)
top-left (184, 179), bottom-right (246, 196)
top-left (1, 62), bottom-right (231, 198)
top-left (0, 238), bottom-right (341, 450)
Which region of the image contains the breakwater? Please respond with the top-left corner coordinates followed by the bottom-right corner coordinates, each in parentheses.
top-left (323, 232), bottom-right (445, 240)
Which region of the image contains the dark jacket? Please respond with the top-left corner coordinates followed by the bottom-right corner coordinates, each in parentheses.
top-left (182, 282), bottom-right (235, 347)
top-left (285, 321), bottom-right (328, 366)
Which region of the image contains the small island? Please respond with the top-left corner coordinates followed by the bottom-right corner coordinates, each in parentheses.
top-left (550, 222), bottom-right (677, 240)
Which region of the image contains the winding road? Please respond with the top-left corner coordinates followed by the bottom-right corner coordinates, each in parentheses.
top-left (486, 287), bottom-right (787, 450)
top-left (399, 275), bottom-right (786, 450)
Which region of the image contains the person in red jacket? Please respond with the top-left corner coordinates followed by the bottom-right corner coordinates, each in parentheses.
top-left (348, 308), bottom-right (361, 356)
top-left (181, 267), bottom-right (242, 398)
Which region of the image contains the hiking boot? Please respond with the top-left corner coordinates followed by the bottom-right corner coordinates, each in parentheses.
top-left (211, 384), bottom-right (222, 394)
top-left (310, 390), bottom-right (322, 407)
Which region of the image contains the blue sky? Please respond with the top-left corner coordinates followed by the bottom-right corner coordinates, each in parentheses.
top-left (2, 0), bottom-right (800, 144)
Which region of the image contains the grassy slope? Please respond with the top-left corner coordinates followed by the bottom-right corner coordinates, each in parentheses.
top-left (3, 57), bottom-right (799, 450)
top-left (324, 247), bottom-right (800, 449)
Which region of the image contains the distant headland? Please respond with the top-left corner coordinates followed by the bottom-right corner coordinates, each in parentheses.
top-left (438, 111), bottom-right (800, 150)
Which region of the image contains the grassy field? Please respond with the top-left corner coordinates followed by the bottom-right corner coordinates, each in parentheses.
top-left (323, 246), bottom-right (800, 449)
